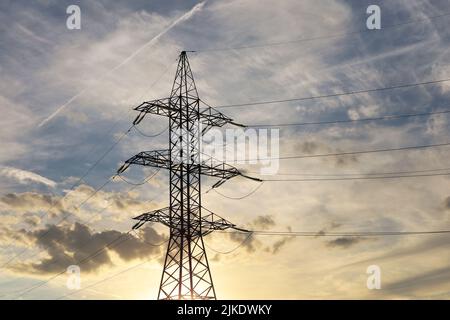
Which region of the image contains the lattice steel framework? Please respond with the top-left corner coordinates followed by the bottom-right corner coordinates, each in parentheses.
top-left (118, 51), bottom-right (251, 300)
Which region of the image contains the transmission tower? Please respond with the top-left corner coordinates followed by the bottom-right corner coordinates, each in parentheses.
top-left (118, 51), bottom-right (255, 300)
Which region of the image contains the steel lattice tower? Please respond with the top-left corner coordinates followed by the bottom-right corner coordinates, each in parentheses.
top-left (118, 51), bottom-right (254, 300)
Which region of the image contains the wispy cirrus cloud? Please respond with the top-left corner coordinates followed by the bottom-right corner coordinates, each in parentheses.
top-left (0, 166), bottom-right (57, 188)
top-left (37, 1), bottom-right (207, 128)
top-left (1, 0), bottom-right (450, 299)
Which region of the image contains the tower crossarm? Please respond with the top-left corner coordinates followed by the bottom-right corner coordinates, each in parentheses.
top-left (132, 207), bottom-right (171, 230)
top-left (132, 98), bottom-right (243, 130)
top-left (133, 98), bottom-right (175, 124)
top-left (118, 150), bottom-right (242, 181)
top-left (132, 206), bottom-right (245, 236)
top-left (120, 150), bottom-right (171, 171)
top-left (199, 106), bottom-right (236, 130)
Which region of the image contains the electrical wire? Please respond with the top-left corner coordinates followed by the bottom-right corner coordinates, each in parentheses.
top-left (0, 126), bottom-right (133, 258)
top-left (12, 231), bottom-right (133, 299)
top-left (191, 11), bottom-right (450, 52)
top-left (246, 108), bottom-right (450, 127)
top-left (212, 181), bottom-right (264, 200)
top-left (55, 231), bottom-right (169, 300)
top-left (115, 169), bottom-right (160, 186)
top-left (1, 170), bottom-right (160, 270)
top-left (206, 232), bottom-right (254, 254)
top-left (229, 141), bottom-right (450, 163)
top-left (131, 229), bottom-right (169, 247)
top-left (216, 77), bottom-right (450, 109)
top-left (0, 175), bottom-right (116, 270)
top-left (56, 259), bottom-right (151, 300)
top-left (133, 124), bottom-right (169, 138)
top-left (1, 58), bottom-right (175, 257)
top-left (247, 166), bottom-right (450, 177)
top-left (222, 230), bottom-right (450, 237)
top-left (0, 170), bottom-right (162, 292)
top-left (258, 172), bottom-right (450, 182)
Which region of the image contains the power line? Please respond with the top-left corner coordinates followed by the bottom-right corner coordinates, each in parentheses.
top-left (223, 230), bottom-right (450, 237)
top-left (1, 94), bottom-right (167, 267)
top-left (205, 232), bottom-right (254, 255)
top-left (0, 170), bottom-right (162, 292)
top-left (115, 169), bottom-right (160, 186)
top-left (11, 231), bottom-right (133, 299)
top-left (1, 59), bottom-right (176, 258)
top-left (131, 229), bottom-right (169, 247)
top-left (133, 124), bottom-right (169, 137)
top-left (216, 77), bottom-right (450, 109)
top-left (211, 171), bottom-right (450, 201)
top-left (55, 235), bottom-right (167, 300)
top-left (259, 172), bottom-right (450, 182)
top-left (56, 259), bottom-right (152, 300)
top-left (0, 169), bottom-right (160, 270)
top-left (247, 166), bottom-right (450, 177)
top-left (0, 175), bottom-right (116, 270)
top-left (0, 126), bottom-right (133, 258)
top-left (229, 141), bottom-right (450, 163)
top-left (211, 182), bottom-right (264, 200)
top-left (192, 11), bottom-right (450, 52)
top-left (246, 108), bottom-right (450, 127)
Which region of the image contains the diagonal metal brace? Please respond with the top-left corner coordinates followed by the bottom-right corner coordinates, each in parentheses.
top-left (132, 206), bottom-right (248, 236)
top-left (132, 97), bottom-right (243, 131)
top-left (117, 149), bottom-right (242, 180)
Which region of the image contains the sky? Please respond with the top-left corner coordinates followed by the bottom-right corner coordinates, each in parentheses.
top-left (0, 0), bottom-right (450, 299)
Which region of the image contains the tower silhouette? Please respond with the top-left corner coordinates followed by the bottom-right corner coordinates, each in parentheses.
top-left (118, 51), bottom-right (254, 300)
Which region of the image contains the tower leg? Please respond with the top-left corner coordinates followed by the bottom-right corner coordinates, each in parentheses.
top-left (158, 231), bottom-right (215, 300)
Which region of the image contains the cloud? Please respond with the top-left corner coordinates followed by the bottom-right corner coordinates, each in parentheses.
top-left (290, 140), bottom-right (359, 167)
top-left (223, 215), bottom-right (275, 253)
top-left (270, 236), bottom-right (294, 254)
top-left (383, 265), bottom-right (450, 297)
top-left (37, 1), bottom-right (207, 127)
top-left (326, 237), bottom-right (365, 249)
top-left (0, 183), bottom-right (158, 224)
top-left (2, 0), bottom-right (450, 299)
top-left (250, 215), bottom-right (275, 230)
top-left (225, 215), bottom-right (295, 255)
top-left (227, 231), bottom-right (258, 253)
top-left (0, 166), bottom-right (57, 188)
top-left (10, 222), bottom-right (165, 274)
top-left (0, 192), bottom-right (62, 215)
top-left (16, 23), bottom-right (53, 45)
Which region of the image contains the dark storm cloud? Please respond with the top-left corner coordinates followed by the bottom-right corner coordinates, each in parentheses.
top-left (11, 222), bottom-right (166, 274)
